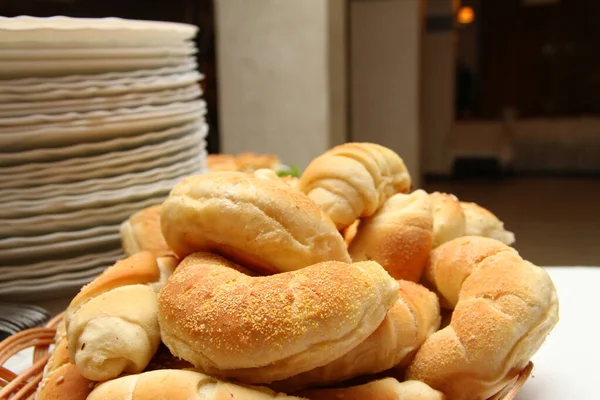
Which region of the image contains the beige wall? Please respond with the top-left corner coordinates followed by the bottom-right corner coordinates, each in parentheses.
top-left (214, 0), bottom-right (346, 168)
top-left (349, 0), bottom-right (424, 186)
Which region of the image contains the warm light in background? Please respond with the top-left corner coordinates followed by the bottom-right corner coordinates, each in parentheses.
top-left (457, 6), bottom-right (475, 25)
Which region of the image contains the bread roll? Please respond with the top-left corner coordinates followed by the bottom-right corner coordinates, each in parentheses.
top-left (161, 172), bottom-right (350, 274)
top-left (65, 253), bottom-right (178, 381)
top-left (461, 201), bottom-right (515, 245)
top-left (273, 280), bottom-right (440, 392)
top-left (298, 142), bottom-right (412, 230)
top-left (87, 369), bottom-right (304, 400)
top-left (236, 152), bottom-right (281, 172)
top-left (158, 252), bottom-right (399, 383)
top-left (428, 192), bottom-right (466, 248)
top-left (349, 190), bottom-right (433, 281)
top-left (120, 204), bottom-right (173, 257)
top-left (254, 169), bottom-right (299, 190)
top-left (207, 153), bottom-right (239, 172)
top-left (407, 237), bottom-right (559, 400)
top-left (342, 219), bottom-right (360, 248)
top-left (36, 363), bottom-right (94, 400)
top-left (299, 378), bottom-right (445, 400)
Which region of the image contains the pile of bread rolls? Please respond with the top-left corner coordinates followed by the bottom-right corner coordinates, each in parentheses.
top-left (36, 143), bottom-right (559, 400)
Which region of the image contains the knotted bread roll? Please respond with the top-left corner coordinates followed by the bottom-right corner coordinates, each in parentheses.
top-left (161, 172), bottom-right (350, 274)
top-left (87, 369), bottom-right (303, 400)
top-left (349, 189), bottom-right (433, 281)
top-left (298, 142), bottom-right (411, 230)
top-left (157, 252), bottom-right (399, 383)
top-left (272, 280), bottom-right (440, 392)
top-left (65, 252), bottom-right (178, 381)
top-left (406, 236), bottom-right (559, 400)
top-left (299, 378), bottom-right (445, 400)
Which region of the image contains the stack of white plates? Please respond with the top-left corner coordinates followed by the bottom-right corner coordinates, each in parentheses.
top-left (0, 16), bottom-right (208, 301)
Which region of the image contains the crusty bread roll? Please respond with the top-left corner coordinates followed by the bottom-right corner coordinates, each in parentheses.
top-left (36, 363), bottom-right (94, 400)
top-left (236, 152), bottom-right (281, 172)
top-left (461, 201), bottom-right (515, 245)
top-left (298, 142), bottom-right (412, 230)
top-left (207, 153), bottom-right (239, 172)
top-left (349, 190), bottom-right (433, 282)
top-left (428, 192), bottom-right (466, 248)
top-left (273, 280), bottom-right (440, 392)
top-left (119, 204), bottom-right (173, 257)
top-left (87, 369), bottom-right (304, 400)
top-left (65, 253), bottom-right (178, 381)
top-left (298, 378), bottom-right (445, 400)
top-left (158, 252), bottom-right (399, 383)
top-left (407, 236), bottom-right (559, 400)
top-left (161, 172), bottom-right (350, 274)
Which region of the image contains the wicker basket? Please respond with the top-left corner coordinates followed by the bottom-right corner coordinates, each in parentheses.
top-left (0, 315), bottom-right (533, 400)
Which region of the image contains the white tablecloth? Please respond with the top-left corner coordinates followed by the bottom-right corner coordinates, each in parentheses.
top-left (4, 267), bottom-right (596, 398)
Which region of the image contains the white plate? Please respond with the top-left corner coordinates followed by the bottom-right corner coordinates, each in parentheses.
top-left (0, 56), bottom-right (197, 79)
top-left (0, 231), bottom-right (120, 263)
top-left (0, 265), bottom-right (108, 291)
top-left (0, 16), bottom-right (197, 46)
top-left (0, 85), bottom-right (201, 118)
top-left (0, 196), bottom-right (167, 238)
top-left (0, 43), bottom-right (196, 60)
top-left (0, 101), bottom-right (206, 151)
top-left (0, 156), bottom-right (203, 215)
top-left (0, 127), bottom-right (207, 185)
top-left (0, 248), bottom-right (123, 282)
top-left (0, 121), bottom-right (205, 167)
top-left (0, 273), bottom-right (98, 301)
top-left (0, 224), bottom-right (119, 251)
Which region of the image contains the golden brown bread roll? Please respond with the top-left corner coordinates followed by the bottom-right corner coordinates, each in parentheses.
top-left (157, 252), bottom-right (399, 383)
top-left (119, 204), bottom-right (173, 257)
top-left (65, 253), bottom-right (178, 381)
top-left (273, 280), bottom-right (440, 392)
top-left (428, 192), bottom-right (466, 248)
top-left (236, 152), bottom-right (281, 172)
top-left (298, 143), bottom-right (412, 230)
top-left (461, 201), bottom-right (515, 245)
top-left (87, 369), bottom-right (304, 400)
top-left (161, 172), bottom-right (350, 274)
top-left (298, 378), bottom-right (445, 400)
top-left (206, 153), bottom-right (239, 172)
top-left (349, 190), bottom-right (433, 282)
top-left (36, 363), bottom-right (94, 400)
top-left (406, 236), bottom-right (559, 400)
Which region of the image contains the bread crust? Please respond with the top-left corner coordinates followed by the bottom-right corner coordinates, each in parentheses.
top-left (120, 204), bottom-right (173, 256)
top-left (206, 153), bottom-right (239, 172)
top-left (36, 363), bottom-right (94, 400)
top-left (428, 192), bottom-right (466, 248)
top-left (157, 252), bottom-right (399, 383)
top-left (461, 201), bottom-right (515, 245)
top-left (161, 172), bottom-right (350, 274)
top-left (298, 378), bottom-right (445, 400)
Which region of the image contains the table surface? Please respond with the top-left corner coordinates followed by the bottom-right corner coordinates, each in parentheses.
top-left (4, 266), bottom-right (597, 399)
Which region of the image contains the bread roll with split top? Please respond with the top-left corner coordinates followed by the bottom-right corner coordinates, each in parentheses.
top-left (157, 252), bottom-right (399, 383)
top-left (428, 192), bottom-right (466, 248)
top-left (461, 201), bottom-right (515, 245)
top-left (120, 204), bottom-right (173, 256)
top-left (406, 236), bottom-right (559, 400)
top-left (299, 378), bottom-right (445, 400)
top-left (298, 142), bottom-right (412, 230)
top-left (65, 252), bottom-right (178, 381)
top-left (160, 172), bottom-right (350, 274)
top-left (349, 189), bottom-right (433, 281)
top-left (272, 280), bottom-right (440, 392)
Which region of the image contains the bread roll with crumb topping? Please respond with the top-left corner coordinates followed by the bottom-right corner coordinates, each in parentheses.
top-left (87, 369), bottom-right (303, 400)
top-left (298, 143), bottom-right (411, 230)
top-left (428, 192), bottom-right (466, 248)
top-left (161, 172), bottom-right (350, 274)
top-left (120, 204), bottom-right (173, 257)
top-left (273, 280), bottom-right (440, 392)
top-left (299, 378), bottom-right (445, 400)
top-left (407, 237), bottom-right (559, 400)
top-left (349, 190), bottom-right (433, 281)
top-left (157, 252), bottom-right (399, 383)
top-left (461, 201), bottom-right (515, 245)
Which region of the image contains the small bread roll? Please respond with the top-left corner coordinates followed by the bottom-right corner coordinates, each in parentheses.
top-left (298, 142), bottom-right (412, 230)
top-left (407, 237), bottom-right (559, 400)
top-left (273, 280), bottom-right (440, 392)
top-left (236, 152), bottom-right (281, 172)
top-left (158, 252), bottom-right (399, 383)
top-left (36, 363), bottom-right (94, 400)
top-left (299, 378), bottom-right (445, 400)
top-left (206, 153), bottom-right (239, 171)
top-left (428, 192), bottom-right (466, 248)
top-left (349, 190), bottom-right (433, 282)
top-left (253, 168), bottom-right (299, 190)
top-left (461, 201), bottom-right (515, 245)
top-left (120, 204), bottom-right (173, 257)
top-left (161, 172), bottom-right (350, 274)
top-left (65, 253), bottom-right (178, 381)
top-left (87, 369), bottom-right (303, 400)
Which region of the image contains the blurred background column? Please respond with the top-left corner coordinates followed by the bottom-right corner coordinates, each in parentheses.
top-left (214, 0), bottom-right (347, 168)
